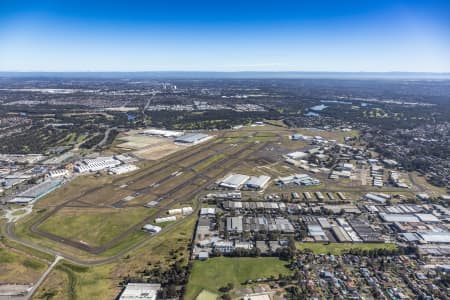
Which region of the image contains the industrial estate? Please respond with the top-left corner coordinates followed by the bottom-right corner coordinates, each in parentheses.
top-left (0, 76), bottom-right (449, 300)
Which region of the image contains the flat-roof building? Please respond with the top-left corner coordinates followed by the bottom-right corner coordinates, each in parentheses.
top-left (142, 224), bottom-right (161, 233)
top-left (245, 175), bottom-right (271, 189)
top-left (379, 213), bottom-right (420, 223)
top-left (175, 133), bottom-right (210, 144)
top-left (219, 174), bottom-right (250, 189)
top-left (119, 283), bottom-right (160, 300)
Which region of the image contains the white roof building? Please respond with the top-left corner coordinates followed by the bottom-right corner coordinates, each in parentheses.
top-left (200, 207), bottom-right (216, 215)
top-left (155, 216), bottom-right (176, 223)
top-left (286, 151), bottom-right (309, 160)
top-left (219, 174), bottom-right (250, 189)
top-left (142, 129), bottom-right (183, 138)
top-left (415, 214), bottom-right (440, 223)
top-left (418, 232), bottom-right (450, 243)
top-left (119, 283), bottom-right (160, 300)
top-left (109, 164), bottom-right (139, 175)
top-left (245, 175), bottom-right (271, 189)
top-left (379, 213), bottom-right (420, 223)
top-left (142, 224), bottom-right (161, 233)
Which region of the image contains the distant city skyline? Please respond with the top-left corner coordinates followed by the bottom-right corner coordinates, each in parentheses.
top-left (1, 0), bottom-right (449, 72)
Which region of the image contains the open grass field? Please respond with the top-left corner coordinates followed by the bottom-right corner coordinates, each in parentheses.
top-left (78, 185), bottom-right (132, 206)
top-left (185, 257), bottom-right (291, 300)
top-left (37, 207), bottom-right (154, 247)
top-left (0, 244), bottom-right (48, 284)
top-left (35, 175), bottom-right (114, 208)
top-left (295, 242), bottom-right (398, 255)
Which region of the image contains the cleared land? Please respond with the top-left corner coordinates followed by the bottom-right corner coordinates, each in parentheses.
top-left (185, 257), bottom-right (292, 300)
top-left (295, 242), bottom-right (398, 255)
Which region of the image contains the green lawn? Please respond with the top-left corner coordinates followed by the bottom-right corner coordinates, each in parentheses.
top-left (295, 242), bottom-right (398, 255)
top-left (38, 207), bottom-right (154, 247)
top-left (185, 257), bottom-right (291, 300)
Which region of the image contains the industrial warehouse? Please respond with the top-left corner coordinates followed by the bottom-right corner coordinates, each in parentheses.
top-left (7, 178), bottom-right (65, 205)
top-left (218, 173), bottom-right (271, 190)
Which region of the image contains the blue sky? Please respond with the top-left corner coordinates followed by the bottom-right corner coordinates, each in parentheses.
top-left (0, 0), bottom-right (449, 72)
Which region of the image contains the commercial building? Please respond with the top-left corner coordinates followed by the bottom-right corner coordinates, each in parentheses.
top-left (286, 151), bottom-right (309, 160)
top-left (74, 157), bottom-right (121, 173)
top-left (245, 175), bottom-right (271, 189)
top-left (276, 174), bottom-right (320, 186)
top-left (418, 232), bottom-right (450, 244)
top-left (48, 169), bottom-right (68, 178)
top-left (8, 178), bottom-right (64, 205)
top-left (364, 193), bottom-right (387, 204)
top-left (119, 283), bottom-right (160, 300)
top-left (379, 213), bottom-right (420, 223)
top-left (308, 224), bottom-right (329, 242)
top-left (142, 129), bottom-right (183, 138)
top-left (227, 216), bottom-right (243, 233)
top-left (332, 225), bottom-right (352, 242)
top-left (219, 174), bottom-right (250, 189)
top-left (109, 164), bottom-right (139, 175)
top-left (175, 133), bottom-right (210, 144)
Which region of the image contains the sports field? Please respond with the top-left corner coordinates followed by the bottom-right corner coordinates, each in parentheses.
top-left (185, 257), bottom-right (291, 299)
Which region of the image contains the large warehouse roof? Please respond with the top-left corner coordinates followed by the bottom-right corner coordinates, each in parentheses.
top-left (219, 174), bottom-right (250, 189)
top-left (418, 232), bottom-right (450, 243)
top-left (175, 133), bottom-right (209, 143)
top-left (245, 175), bottom-right (271, 189)
top-left (415, 213), bottom-right (440, 222)
top-left (379, 213), bottom-right (420, 223)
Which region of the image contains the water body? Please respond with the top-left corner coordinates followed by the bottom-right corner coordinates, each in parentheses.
top-left (309, 104), bottom-right (328, 111)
